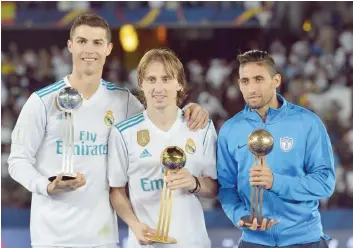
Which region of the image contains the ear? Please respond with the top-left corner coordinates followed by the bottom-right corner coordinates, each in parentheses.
top-left (106, 43), bottom-right (113, 56)
top-left (177, 83), bottom-right (183, 92)
top-left (67, 40), bottom-right (73, 53)
top-left (272, 74), bottom-right (281, 89)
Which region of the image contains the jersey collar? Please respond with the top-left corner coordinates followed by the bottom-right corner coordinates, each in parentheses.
top-left (243, 94), bottom-right (288, 124)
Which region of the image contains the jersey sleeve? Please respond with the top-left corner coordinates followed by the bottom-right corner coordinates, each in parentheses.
top-left (107, 126), bottom-right (129, 187)
top-left (126, 92), bottom-right (144, 118)
top-left (7, 93), bottom-right (50, 196)
top-left (201, 120), bottom-right (218, 179)
top-left (217, 123), bottom-right (248, 229)
top-left (271, 113), bottom-right (335, 201)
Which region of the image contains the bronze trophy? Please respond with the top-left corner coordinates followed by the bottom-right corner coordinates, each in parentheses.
top-left (145, 146), bottom-right (186, 244)
top-left (241, 129), bottom-right (274, 229)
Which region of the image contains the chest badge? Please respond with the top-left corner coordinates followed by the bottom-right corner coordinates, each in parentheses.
top-left (137, 130), bottom-right (150, 147)
top-left (185, 138), bottom-right (196, 154)
top-left (104, 110), bottom-right (114, 127)
top-left (280, 137), bottom-right (293, 152)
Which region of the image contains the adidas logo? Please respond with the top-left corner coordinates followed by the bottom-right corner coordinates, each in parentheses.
top-left (139, 149), bottom-right (152, 158)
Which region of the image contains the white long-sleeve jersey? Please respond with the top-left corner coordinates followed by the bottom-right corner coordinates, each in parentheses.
top-left (8, 76), bottom-right (144, 247)
top-left (108, 108), bottom-right (218, 248)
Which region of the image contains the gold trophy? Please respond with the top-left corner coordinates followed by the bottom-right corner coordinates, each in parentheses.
top-left (241, 129), bottom-right (274, 229)
top-left (145, 146), bottom-right (186, 244)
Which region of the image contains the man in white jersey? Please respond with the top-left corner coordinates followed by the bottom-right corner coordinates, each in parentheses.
top-left (7, 14), bottom-right (209, 248)
top-left (108, 48), bottom-right (218, 248)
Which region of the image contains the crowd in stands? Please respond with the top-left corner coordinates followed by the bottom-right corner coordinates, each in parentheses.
top-left (2, 1), bottom-right (353, 209)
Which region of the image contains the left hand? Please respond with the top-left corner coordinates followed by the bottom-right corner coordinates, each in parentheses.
top-left (165, 168), bottom-right (196, 191)
top-left (183, 103), bottom-right (209, 131)
top-left (249, 164), bottom-right (274, 190)
top-left (239, 218), bottom-right (279, 231)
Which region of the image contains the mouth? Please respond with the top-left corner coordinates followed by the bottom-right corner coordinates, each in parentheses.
top-left (82, 58), bottom-right (97, 62)
top-left (248, 96), bottom-right (261, 100)
top-left (153, 96), bottom-right (166, 100)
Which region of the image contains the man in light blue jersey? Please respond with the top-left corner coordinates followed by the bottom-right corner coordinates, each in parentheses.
top-left (217, 50), bottom-right (335, 248)
top-left (8, 14), bottom-right (209, 248)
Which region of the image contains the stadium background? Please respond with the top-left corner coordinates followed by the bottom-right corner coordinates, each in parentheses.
top-left (1, 1), bottom-right (353, 248)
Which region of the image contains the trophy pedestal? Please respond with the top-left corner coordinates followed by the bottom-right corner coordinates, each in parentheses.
top-left (145, 234), bottom-right (177, 244)
top-left (241, 215), bottom-right (263, 228)
top-left (241, 215), bottom-right (275, 230)
top-left (48, 173), bottom-right (77, 182)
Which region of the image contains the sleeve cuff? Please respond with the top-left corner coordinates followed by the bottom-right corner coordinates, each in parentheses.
top-left (109, 179), bottom-right (128, 188)
top-left (271, 173), bottom-right (284, 194)
top-left (34, 177), bottom-right (50, 197)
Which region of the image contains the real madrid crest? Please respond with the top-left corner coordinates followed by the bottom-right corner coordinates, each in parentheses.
top-left (104, 110), bottom-right (114, 127)
top-left (185, 138), bottom-right (196, 154)
top-left (137, 130), bottom-right (150, 147)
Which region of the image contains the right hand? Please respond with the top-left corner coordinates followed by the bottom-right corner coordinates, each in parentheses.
top-left (237, 218), bottom-right (279, 231)
top-left (47, 173), bottom-right (86, 195)
top-left (131, 222), bottom-right (157, 246)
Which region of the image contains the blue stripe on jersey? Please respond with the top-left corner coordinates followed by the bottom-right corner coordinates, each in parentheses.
top-left (116, 115), bottom-right (144, 132)
top-left (119, 118), bottom-right (145, 133)
top-left (36, 80), bottom-right (65, 98)
top-left (116, 113), bottom-right (143, 129)
top-left (203, 120), bottom-right (212, 145)
top-left (36, 80), bottom-right (63, 95)
top-left (102, 80), bottom-right (128, 92)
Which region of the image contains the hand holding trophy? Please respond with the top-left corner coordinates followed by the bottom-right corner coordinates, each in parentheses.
top-left (145, 146), bottom-right (186, 244)
top-left (49, 87), bottom-right (83, 182)
top-left (241, 129), bottom-right (277, 230)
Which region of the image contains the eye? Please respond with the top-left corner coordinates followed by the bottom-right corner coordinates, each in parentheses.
top-left (147, 77), bottom-right (156, 83)
top-left (256, 77), bottom-right (263, 82)
top-left (78, 40), bottom-right (86, 44)
top-left (162, 77), bottom-right (170, 82)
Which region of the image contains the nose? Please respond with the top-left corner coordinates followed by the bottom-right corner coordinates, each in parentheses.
top-left (153, 80), bottom-right (164, 92)
top-left (84, 42), bottom-right (96, 53)
top-left (248, 82), bottom-right (256, 94)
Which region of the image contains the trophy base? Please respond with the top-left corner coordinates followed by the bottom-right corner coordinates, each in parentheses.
top-left (48, 174), bottom-right (77, 182)
top-left (145, 234), bottom-right (177, 244)
top-left (241, 215), bottom-right (272, 229)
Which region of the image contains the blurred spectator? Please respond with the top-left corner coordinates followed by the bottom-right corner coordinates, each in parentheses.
top-left (57, 1), bottom-right (90, 11)
top-left (1, 2), bottom-right (353, 209)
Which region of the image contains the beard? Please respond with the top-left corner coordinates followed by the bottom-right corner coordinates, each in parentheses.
top-left (246, 94), bottom-right (273, 110)
top-left (248, 102), bottom-right (263, 109)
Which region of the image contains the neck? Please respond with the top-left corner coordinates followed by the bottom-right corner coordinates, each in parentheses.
top-left (69, 69), bottom-right (102, 100)
top-left (146, 105), bottom-right (179, 132)
top-left (256, 94), bottom-right (280, 121)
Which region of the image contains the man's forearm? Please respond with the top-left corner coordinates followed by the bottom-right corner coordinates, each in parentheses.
top-left (196, 177), bottom-right (218, 198)
top-left (271, 169), bottom-right (335, 201)
top-left (8, 159), bottom-right (50, 196)
top-left (218, 187), bottom-right (248, 228)
top-left (110, 187), bottom-right (140, 228)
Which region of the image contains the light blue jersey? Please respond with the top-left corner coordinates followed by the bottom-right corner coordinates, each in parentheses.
top-left (217, 94), bottom-right (335, 246)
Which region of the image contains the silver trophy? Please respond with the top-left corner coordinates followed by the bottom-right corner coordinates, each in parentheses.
top-left (49, 87), bottom-right (83, 182)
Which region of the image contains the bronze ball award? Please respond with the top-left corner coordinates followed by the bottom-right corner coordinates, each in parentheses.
top-left (241, 129), bottom-right (274, 229)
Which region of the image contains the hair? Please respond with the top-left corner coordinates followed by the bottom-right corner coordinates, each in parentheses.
top-left (70, 14), bottom-right (112, 43)
top-left (237, 50), bottom-right (277, 77)
top-left (137, 48), bottom-right (188, 107)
